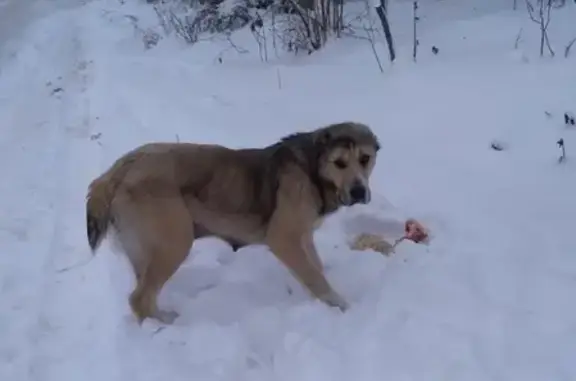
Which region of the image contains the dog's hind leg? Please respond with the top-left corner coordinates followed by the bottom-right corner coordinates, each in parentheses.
top-left (125, 195), bottom-right (194, 324)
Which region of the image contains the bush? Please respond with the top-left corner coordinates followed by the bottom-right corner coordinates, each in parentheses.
top-left (153, 0), bottom-right (349, 55)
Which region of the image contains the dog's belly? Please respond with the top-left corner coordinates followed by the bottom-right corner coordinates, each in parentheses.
top-left (192, 224), bottom-right (242, 250)
top-left (187, 200), bottom-right (266, 245)
top-left (198, 217), bottom-right (265, 242)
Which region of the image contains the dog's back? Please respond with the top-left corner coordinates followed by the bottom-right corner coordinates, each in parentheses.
top-left (85, 141), bottom-right (272, 253)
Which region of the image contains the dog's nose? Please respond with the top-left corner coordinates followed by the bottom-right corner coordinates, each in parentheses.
top-left (349, 184), bottom-right (367, 204)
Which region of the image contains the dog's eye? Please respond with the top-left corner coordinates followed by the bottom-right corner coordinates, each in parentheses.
top-left (334, 159), bottom-right (347, 169)
top-left (359, 155), bottom-right (371, 167)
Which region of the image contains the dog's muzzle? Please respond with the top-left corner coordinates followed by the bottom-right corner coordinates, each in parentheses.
top-left (349, 182), bottom-right (370, 205)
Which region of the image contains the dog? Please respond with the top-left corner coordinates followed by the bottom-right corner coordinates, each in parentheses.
top-left (86, 121), bottom-right (380, 324)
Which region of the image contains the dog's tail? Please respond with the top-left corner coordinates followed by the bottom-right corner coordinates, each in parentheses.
top-left (86, 175), bottom-right (114, 253)
top-left (86, 155), bottom-right (137, 253)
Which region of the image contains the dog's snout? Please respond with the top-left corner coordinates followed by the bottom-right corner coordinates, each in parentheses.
top-left (349, 184), bottom-right (367, 204)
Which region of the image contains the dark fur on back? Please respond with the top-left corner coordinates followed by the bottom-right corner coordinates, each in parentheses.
top-left (254, 132), bottom-right (318, 216)
top-left (272, 131), bottom-right (335, 215)
top-left (245, 122), bottom-right (380, 219)
top-left (239, 131), bottom-right (324, 223)
top-left (189, 132), bottom-right (322, 252)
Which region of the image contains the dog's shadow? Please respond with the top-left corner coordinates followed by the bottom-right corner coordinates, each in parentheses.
top-left (157, 213), bottom-right (410, 327)
top-left (161, 245), bottom-right (302, 326)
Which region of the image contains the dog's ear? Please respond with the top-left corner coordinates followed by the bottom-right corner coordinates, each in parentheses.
top-left (314, 129), bottom-right (332, 146)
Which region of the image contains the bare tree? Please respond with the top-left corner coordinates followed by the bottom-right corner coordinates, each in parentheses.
top-left (268, 0), bottom-right (348, 54)
top-left (250, 15), bottom-right (269, 62)
top-left (279, 0), bottom-right (332, 53)
top-left (525, 0), bottom-right (555, 57)
top-left (375, 0), bottom-right (395, 62)
top-left (333, 0), bottom-right (344, 37)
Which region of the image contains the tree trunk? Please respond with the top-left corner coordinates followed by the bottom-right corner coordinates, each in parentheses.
top-left (375, 0), bottom-right (395, 62)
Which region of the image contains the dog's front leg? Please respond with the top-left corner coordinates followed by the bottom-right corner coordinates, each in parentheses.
top-left (268, 233), bottom-right (348, 311)
top-left (301, 232), bottom-right (349, 309)
top-left (303, 231), bottom-right (325, 272)
top-left (267, 219), bottom-right (348, 312)
top-left (266, 169), bottom-right (349, 311)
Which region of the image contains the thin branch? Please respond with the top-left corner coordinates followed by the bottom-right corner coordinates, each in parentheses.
top-left (564, 37), bottom-right (576, 58)
top-left (544, 0), bottom-right (553, 30)
top-left (514, 27), bottom-right (523, 49)
top-left (544, 29), bottom-right (555, 56)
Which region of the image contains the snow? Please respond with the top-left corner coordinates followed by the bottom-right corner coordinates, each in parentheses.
top-left (1, 0), bottom-right (576, 380)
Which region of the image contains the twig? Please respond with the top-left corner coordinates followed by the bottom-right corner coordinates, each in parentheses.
top-left (413, 1), bottom-right (419, 62)
top-left (362, 0), bottom-right (384, 72)
top-left (276, 67), bottom-right (282, 90)
top-left (564, 37), bottom-right (576, 58)
top-left (514, 27), bottom-right (523, 49)
top-left (367, 28), bottom-right (384, 72)
top-left (557, 138), bottom-right (566, 163)
top-left (226, 34), bottom-right (249, 54)
top-left (56, 256), bottom-right (93, 273)
top-left (525, 0), bottom-right (555, 57)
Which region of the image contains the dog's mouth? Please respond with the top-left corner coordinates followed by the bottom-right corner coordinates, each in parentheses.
top-left (340, 187), bottom-right (371, 206)
top-left (338, 192), bottom-right (351, 206)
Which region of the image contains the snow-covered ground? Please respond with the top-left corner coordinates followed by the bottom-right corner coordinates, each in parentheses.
top-left (1, 0), bottom-right (576, 380)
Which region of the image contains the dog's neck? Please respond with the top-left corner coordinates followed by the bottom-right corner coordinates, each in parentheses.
top-left (270, 133), bottom-right (341, 218)
top-left (313, 177), bottom-right (340, 217)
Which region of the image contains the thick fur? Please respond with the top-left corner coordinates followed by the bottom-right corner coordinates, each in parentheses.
top-left (86, 121), bottom-right (380, 323)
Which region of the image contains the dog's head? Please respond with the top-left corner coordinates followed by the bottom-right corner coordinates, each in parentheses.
top-left (313, 122), bottom-right (380, 207)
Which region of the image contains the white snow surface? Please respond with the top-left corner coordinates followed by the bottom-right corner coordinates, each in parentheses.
top-left (1, 0), bottom-right (576, 380)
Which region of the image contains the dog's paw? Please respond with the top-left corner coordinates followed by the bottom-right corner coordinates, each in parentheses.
top-left (322, 291), bottom-right (350, 312)
top-left (154, 310), bottom-right (180, 324)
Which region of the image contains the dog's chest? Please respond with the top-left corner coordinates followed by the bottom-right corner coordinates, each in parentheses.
top-left (313, 217), bottom-right (326, 231)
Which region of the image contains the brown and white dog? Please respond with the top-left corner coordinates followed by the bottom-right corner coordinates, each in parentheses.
top-left (86, 121), bottom-right (380, 324)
